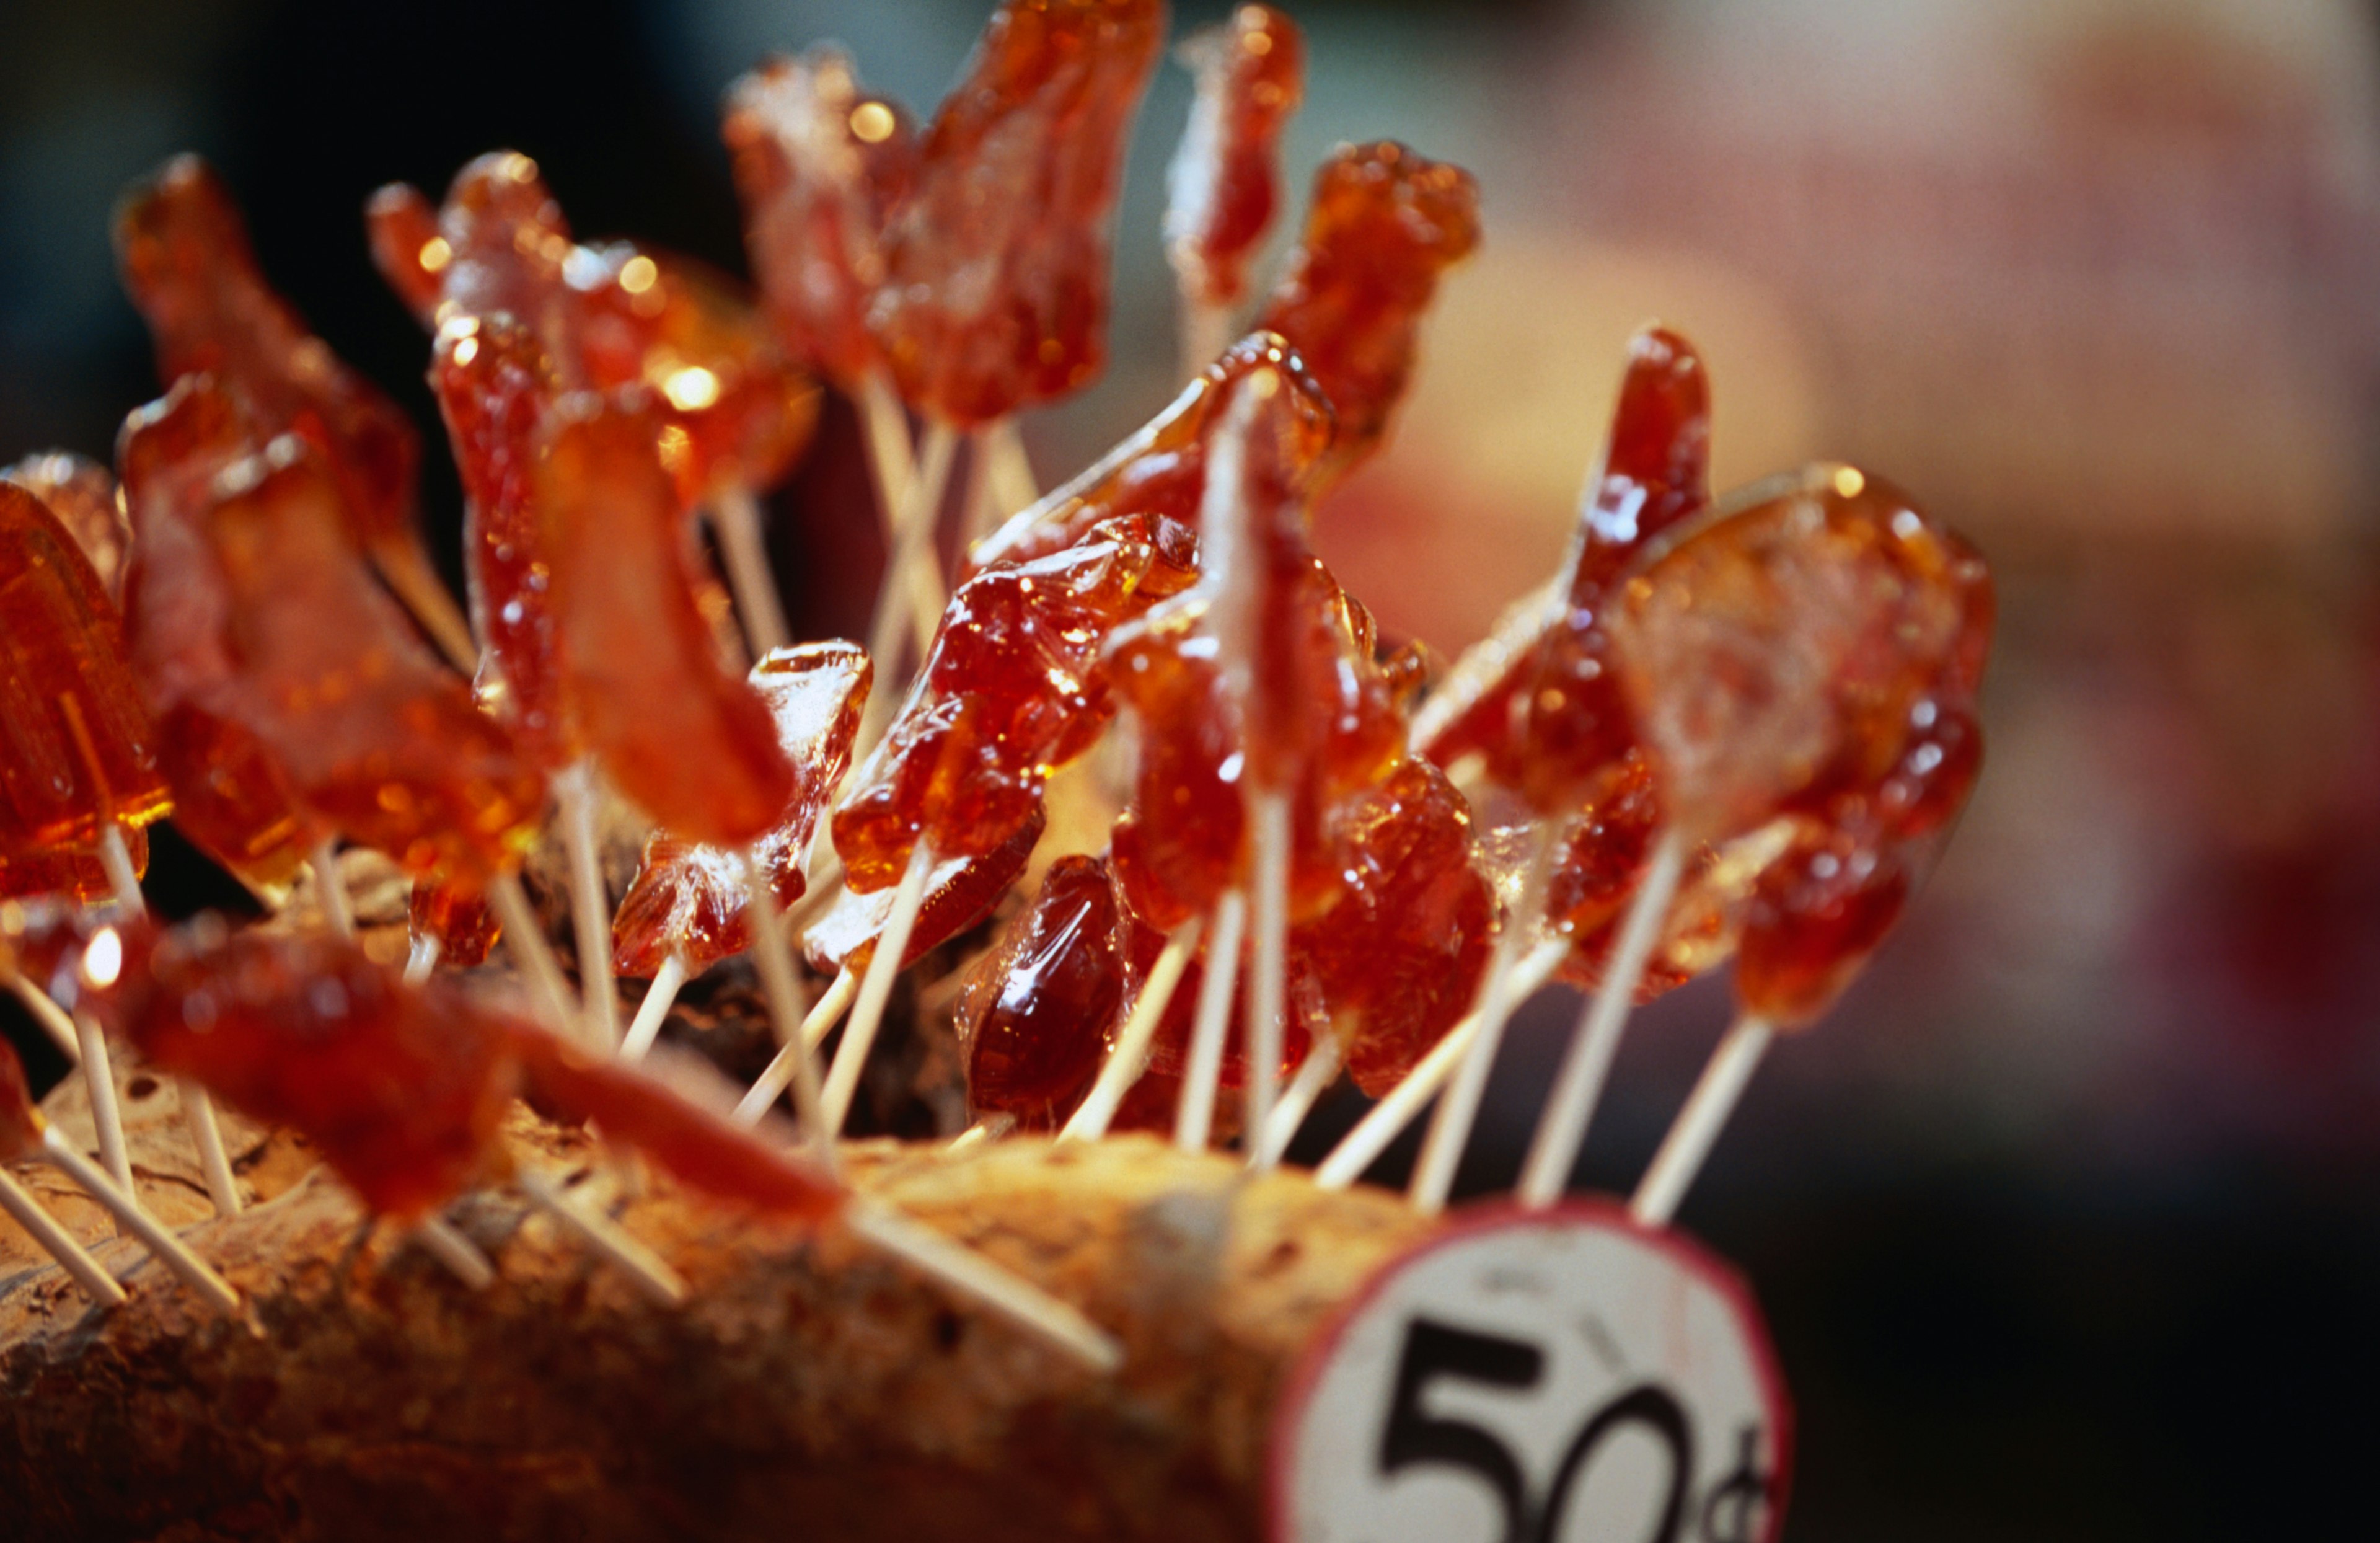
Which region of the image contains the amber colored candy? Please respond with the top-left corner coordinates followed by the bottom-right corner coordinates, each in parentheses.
top-left (0, 825), bottom-right (147, 906)
top-left (725, 48), bottom-right (920, 388)
top-left (1254, 141), bottom-right (1480, 472)
top-left (612, 642), bottom-right (870, 978)
top-left (833, 515), bottom-right (1189, 893)
top-left (536, 391), bottom-right (795, 849)
top-left (1734, 830), bottom-right (1915, 1029)
top-left (115, 156), bottom-right (431, 581)
top-left (804, 807), bottom-right (1044, 976)
top-left (409, 874), bottom-right (500, 971)
top-left (954, 852), bottom-right (1123, 1128)
top-left (1166, 6), bottom-right (1304, 311)
top-left (868, 0), bottom-right (1165, 426)
top-left (0, 483), bottom-right (172, 857)
top-left (4, 453), bottom-right (131, 607)
top-left (368, 154), bottom-right (571, 341)
top-left (968, 330), bottom-right (1331, 576)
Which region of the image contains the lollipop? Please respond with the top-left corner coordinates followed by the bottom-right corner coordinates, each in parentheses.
top-left (1163, 5), bottom-right (1305, 373)
top-left (3, 453), bottom-right (130, 608)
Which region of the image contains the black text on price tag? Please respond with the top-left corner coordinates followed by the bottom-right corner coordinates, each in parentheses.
top-left (1271, 1201), bottom-right (1791, 1543)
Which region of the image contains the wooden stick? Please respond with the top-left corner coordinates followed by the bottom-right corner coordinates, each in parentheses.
top-left (854, 372), bottom-right (944, 665)
top-left (0, 1165), bottom-right (126, 1307)
top-left (517, 1169), bottom-right (686, 1307)
top-left (1313, 940), bottom-right (1569, 1191)
top-left (183, 1084), bottom-right (242, 1218)
top-left (1181, 303), bottom-right (1234, 386)
top-left (707, 483), bottom-right (792, 658)
top-left (741, 852), bottom-right (832, 1162)
top-left (402, 935), bottom-right (440, 986)
top-left (1628, 1015), bottom-right (1774, 1227)
top-left (1514, 828), bottom-right (1688, 1209)
top-left (96, 823), bottom-right (144, 918)
top-left (1059, 919), bottom-right (1202, 1142)
top-left (557, 761), bottom-right (620, 1052)
top-left (1244, 791), bottom-right (1292, 1169)
top-left (982, 417), bottom-right (1039, 521)
top-left (372, 541), bottom-right (481, 675)
top-left (312, 839), bottom-right (354, 939)
top-left (858, 423), bottom-right (961, 753)
top-left (1409, 825), bottom-right (1562, 1214)
top-left (40, 1126), bottom-right (239, 1314)
top-left (488, 873), bottom-right (583, 1046)
top-left (1254, 1033), bottom-right (1342, 1170)
top-left (1172, 890), bottom-right (1246, 1151)
top-left (946, 1112), bottom-right (1015, 1151)
top-left (735, 965), bottom-right (857, 1127)
top-left (842, 1198), bottom-right (1120, 1373)
top-left (819, 842), bottom-right (934, 1135)
top-left (72, 1012), bottom-right (133, 1200)
top-left (6, 970), bottom-right (81, 1065)
top-left (620, 953), bottom-right (689, 1062)
top-left (412, 1214), bottom-right (496, 1290)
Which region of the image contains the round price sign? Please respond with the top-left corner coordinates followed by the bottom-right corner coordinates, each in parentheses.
top-left (1272, 1201), bottom-right (1791, 1543)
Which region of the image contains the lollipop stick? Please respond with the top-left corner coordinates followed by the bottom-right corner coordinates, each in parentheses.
top-left (1181, 303), bottom-right (1233, 386)
top-left (947, 1112), bottom-right (1015, 1151)
top-left (708, 483), bottom-right (791, 658)
top-left (1515, 828), bottom-right (1688, 1209)
top-left (855, 372), bottom-right (945, 662)
top-left (412, 1214), bottom-right (496, 1290)
top-left (1245, 790), bottom-right (1292, 1169)
top-left (736, 965), bottom-right (857, 1127)
top-left (982, 417), bottom-right (1039, 519)
top-left (41, 1126), bottom-right (239, 1313)
top-left (96, 823), bottom-right (144, 917)
top-left (517, 1168), bottom-right (686, 1306)
top-left (843, 1198), bottom-right (1120, 1373)
top-left (183, 1084), bottom-right (242, 1217)
top-left (72, 1014), bottom-right (133, 1199)
top-left (558, 761), bottom-right (620, 1051)
top-left (741, 852), bottom-right (832, 1162)
top-left (1172, 890), bottom-right (1247, 1151)
top-left (860, 423), bottom-right (961, 751)
top-left (488, 873), bottom-right (583, 1045)
top-left (620, 953), bottom-right (690, 1062)
top-left (0, 1165), bottom-right (125, 1307)
top-left (402, 935), bottom-right (441, 986)
top-left (1314, 939), bottom-right (1569, 1190)
top-left (1256, 1033), bottom-right (1342, 1169)
top-left (1629, 1015), bottom-right (1774, 1227)
top-left (312, 839), bottom-right (354, 939)
top-left (1060, 917), bottom-right (1202, 1142)
top-left (6, 970), bottom-right (82, 1064)
top-left (372, 539), bottom-right (481, 674)
top-left (1409, 825), bottom-right (1562, 1213)
top-left (819, 842), bottom-right (935, 1135)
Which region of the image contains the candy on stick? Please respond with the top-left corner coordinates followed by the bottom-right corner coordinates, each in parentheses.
top-left (958, 854), bottom-right (1124, 1131)
top-left (1164, 5), bottom-right (1305, 374)
top-left (3, 453), bottom-right (131, 608)
top-left (0, 1037), bottom-right (126, 1307)
top-left (407, 874), bottom-right (499, 983)
top-left (113, 156), bottom-right (476, 670)
top-left (1254, 141), bottom-right (1480, 479)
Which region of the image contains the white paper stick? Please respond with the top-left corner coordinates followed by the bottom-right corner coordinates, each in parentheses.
top-left (182, 1085), bottom-right (241, 1217)
top-left (737, 966), bottom-right (857, 1128)
top-left (1629, 1015), bottom-right (1774, 1227)
top-left (707, 482), bottom-right (791, 658)
top-left (312, 839), bottom-right (354, 939)
top-left (1172, 890), bottom-right (1246, 1151)
top-left (557, 761), bottom-right (620, 1051)
top-left (947, 1113), bottom-right (1014, 1152)
top-left (97, 823), bottom-right (144, 917)
top-left (1245, 791), bottom-right (1292, 1169)
top-left (819, 842), bottom-right (933, 1135)
top-left (6, 971), bottom-right (81, 1065)
top-left (741, 853), bottom-right (832, 1162)
top-left (859, 423), bottom-right (961, 752)
top-left (488, 873), bottom-right (582, 1045)
top-left (1314, 940), bottom-right (1569, 1191)
top-left (1059, 918), bottom-right (1202, 1142)
top-left (1256, 1033), bottom-right (1343, 1169)
top-left (855, 371), bottom-right (943, 663)
top-left (41, 1126), bottom-right (239, 1314)
top-left (1409, 827), bottom-right (1562, 1213)
top-left (374, 540), bottom-right (481, 674)
top-left (0, 1165), bottom-right (125, 1307)
top-left (620, 953), bottom-right (689, 1062)
top-left (844, 1199), bottom-right (1119, 1373)
top-left (982, 417), bottom-right (1039, 523)
top-left (518, 1169), bottom-right (685, 1306)
top-left (1515, 829), bottom-right (1688, 1209)
top-left (73, 1014), bottom-right (133, 1200)
top-left (412, 1214), bottom-right (496, 1290)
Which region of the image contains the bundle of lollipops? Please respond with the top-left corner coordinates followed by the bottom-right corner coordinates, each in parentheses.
top-left (0, 2), bottom-right (1991, 1537)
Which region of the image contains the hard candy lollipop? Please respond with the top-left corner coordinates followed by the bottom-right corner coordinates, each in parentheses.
top-left (3, 453), bottom-right (130, 608)
top-left (1163, 5), bottom-right (1304, 373)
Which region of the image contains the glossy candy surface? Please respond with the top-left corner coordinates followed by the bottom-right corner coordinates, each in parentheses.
top-left (0, 826), bottom-right (147, 906)
top-left (804, 808), bottom-right (1045, 976)
top-left (1254, 141), bottom-right (1479, 474)
top-left (953, 852), bottom-right (1122, 1126)
top-left (0, 483), bottom-right (172, 856)
top-left (1165, 5), bottom-right (1303, 311)
top-left (410, 875), bottom-right (500, 971)
top-left (613, 642), bottom-right (870, 978)
top-left (868, 0), bottom-right (1166, 425)
top-left (725, 48), bottom-right (919, 388)
top-left (4, 453), bottom-right (131, 608)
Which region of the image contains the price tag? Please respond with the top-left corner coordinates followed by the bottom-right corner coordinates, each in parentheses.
top-left (1271, 1201), bottom-right (1791, 1543)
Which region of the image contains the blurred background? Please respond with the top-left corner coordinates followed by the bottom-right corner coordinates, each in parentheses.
top-left (4, 0), bottom-right (2378, 1536)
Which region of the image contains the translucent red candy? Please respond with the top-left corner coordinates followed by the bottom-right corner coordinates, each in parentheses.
top-left (868, 0), bottom-right (1165, 425)
top-left (724, 48), bottom-right (920, 389)
top-left (409, 874), bottom-right (500, 971)
top-left (0, 482), bottom-right (172, 857)
top-left (115, 378), bottom-right (322, 896)
top-left (612, 642), bottom-right (870, 978)
top-left (1, 825), bottom-right (147, 906)
top-left (967, 331), bottom-right (1331, 576)
top-left (1254, 141), bottom-right (1480, 474)
top-left (803, 807), bottom-right (1045, 977)
top-left (1165, 5), bottom-right (1305, 312)
top-left (832, 513), bottom-right (1195, 893)
top-left (114, 157), bottom-right (436, 592)
top-left (4, 453), bottom-right (131, 608)
top-left (954, 852), bottom-right (1122, 1128)
top-left (535, 391), bottom-right (795, 849)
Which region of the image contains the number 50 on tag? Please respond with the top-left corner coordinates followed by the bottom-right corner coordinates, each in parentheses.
top-left (1271, 1203), bottom-right (1792, 1543)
